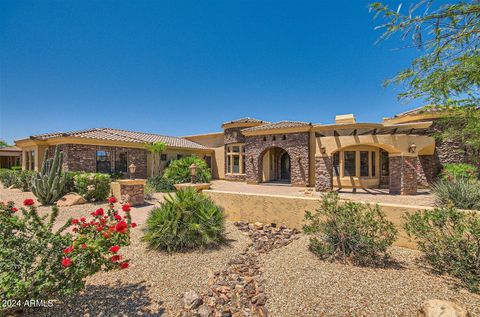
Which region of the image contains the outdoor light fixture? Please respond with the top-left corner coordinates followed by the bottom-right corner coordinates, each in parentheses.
top-left (189, 163), bottom-right (197, 184)
top-left (129, 163), bottom-right (136, 179)
top-left (408, 143), bottom-right (417, 153)
top-left (320, 146), bottom-right (327, 154)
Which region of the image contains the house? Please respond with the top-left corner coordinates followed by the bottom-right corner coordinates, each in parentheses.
top-left (14, 108), bottom-right (475, 195)
top-left (0, 146), bottom-right (22, 169)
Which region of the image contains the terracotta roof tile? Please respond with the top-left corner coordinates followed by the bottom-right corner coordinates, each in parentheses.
top-left (222, 117), bottom-right (269, 125)
top-left (242, 121), bottom-right (311, 132)
top-left (30, 128), bottom-right (209, 150)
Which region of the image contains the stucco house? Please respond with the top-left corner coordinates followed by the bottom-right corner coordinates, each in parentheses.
top-left (14, 108), bottom-right (475, 195)
top-left (0, 146), bottom-right (22, 169)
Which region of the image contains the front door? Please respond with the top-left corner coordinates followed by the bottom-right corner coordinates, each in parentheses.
top-left (280, 153), bottom-right (291, 181)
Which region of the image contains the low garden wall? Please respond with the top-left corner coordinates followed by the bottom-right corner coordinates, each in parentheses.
top-left (204, 190), bottom-right (437, 249)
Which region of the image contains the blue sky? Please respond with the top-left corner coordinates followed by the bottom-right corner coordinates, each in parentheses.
top-left (1, 0), bottom-right (423, 144)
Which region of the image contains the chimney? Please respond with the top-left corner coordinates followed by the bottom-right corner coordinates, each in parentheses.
top-left (335, 114), bottom-right (356, 124)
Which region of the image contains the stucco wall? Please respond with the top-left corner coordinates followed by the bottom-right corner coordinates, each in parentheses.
top-left (204, 189), bottom-right (440, 249)
top-left (184, 133), bottom-right (225, 179)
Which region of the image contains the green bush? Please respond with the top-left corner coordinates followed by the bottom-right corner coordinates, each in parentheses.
top-left (162, 156), bottom-right (211, 184)
top-left (441, 163), bottom-right (478, 181)
top-left (144, 181), bottom-right (155, 200)
top-left (143, 188), bottom-right (225, 252)
top-left (74, 173), bottom-right (111, 202)
top-left (10, 166), bottom-right (22, 171)
top-left (64, 171), bottom-right (82, 194)
top-left (304, 192), bottom-right (397, 266)
top-left (432, 178), bottom-right (480, 210)
top-left (0, 169), bottom-right (17, 188)
top-left (404, 207), bottom-right (480, 293)
top-left (0, 199), bottom-right (132, 313)
top-left (13, 170), bottom-right (35, 191)
top-left (147, 175), bottom-right (175, 192)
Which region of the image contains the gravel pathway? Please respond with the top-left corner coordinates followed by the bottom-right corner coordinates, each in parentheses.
top-left (261, 236), bottom-right (480, 317)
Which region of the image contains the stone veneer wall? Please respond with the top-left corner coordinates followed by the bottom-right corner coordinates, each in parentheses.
top-left (389, 156), bottom-right (418, 195)
top-left (48, 144), bottom-right (148, 179)
top-left (224, 127), bottom-right (248, 181)
top-left (245, 132), bottom-right (309, 186)
top-left (416, 155), bottom-right (440, 187)
top-left (315, 156), bottom-right (333, 192)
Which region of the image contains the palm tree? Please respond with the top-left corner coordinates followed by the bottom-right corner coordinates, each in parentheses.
top-left (144, 141), bottom-right (167, 177)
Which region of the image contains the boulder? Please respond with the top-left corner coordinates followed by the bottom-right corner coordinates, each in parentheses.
top-left (253, 222), bottom-right (264, 230)
top-left (417, 300), bottom-right (469, 317)
top-left (183, 290), bottom-right (202, 310)
top-left (56, 193), bottom-right (87, 207)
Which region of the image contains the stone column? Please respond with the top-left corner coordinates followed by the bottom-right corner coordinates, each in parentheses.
top-left (389, 155), bottom-right (418, 195)
top-left (315, 156), bottom-right (333, 192)
top-left (111, 179), bottom-right (146, 206)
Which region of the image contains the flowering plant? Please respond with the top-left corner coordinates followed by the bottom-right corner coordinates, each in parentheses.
top-left (0, 197), bottom-right (134, 312)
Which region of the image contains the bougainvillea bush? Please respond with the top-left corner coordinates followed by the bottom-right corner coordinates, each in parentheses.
top-left (0, 197), bottom-right (135, 313)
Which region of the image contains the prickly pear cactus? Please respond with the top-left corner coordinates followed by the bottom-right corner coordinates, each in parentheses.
top-left (31, 146), bottom-right (67, 205)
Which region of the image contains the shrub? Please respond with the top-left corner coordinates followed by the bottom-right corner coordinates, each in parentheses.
top-left (303, 192), bottom-right (397, 266)
top-left (144, 181), bottom-right (155, 200)
top-left (64, 171), bottom-right (82, 194)
top-left (0, 198), bottom-right (133, 313)
top-left (13, 170), bottom-right (35, 192)
top-left (404, 207), bottom-right (480, 293)
top-left (162, 156), bottom-right (211, 185)
top-left (147, 175), bottom-right (175, 193)
top-left (0, 169), bottom-right (17, 188)
top-left (441, 163), bottom-right (478, 181)
top-left (11, 166), bottom-right (22, 171)
top-left (74, 173), bottom-right (111, 202)
top-left (143, 188), bottom-right (225, 252)
top-left (432, 178), bottom-right (480, 210)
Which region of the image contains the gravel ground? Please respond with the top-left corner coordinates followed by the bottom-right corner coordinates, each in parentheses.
top-left (260, 236), bottom-right (480, 317)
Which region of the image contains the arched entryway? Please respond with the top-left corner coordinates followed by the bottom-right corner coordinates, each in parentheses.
top-left (261, 147), bottom-right (291, 183)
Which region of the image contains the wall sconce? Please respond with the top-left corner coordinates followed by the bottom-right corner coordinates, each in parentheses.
top-left (189, 163), bottom-right (197, 184)
top-left (408, 143), bottom-right (417, 153)
top-left (128, 163), bottom-right (136, 179)
top-left (320, 146), bottom-right (327, 154)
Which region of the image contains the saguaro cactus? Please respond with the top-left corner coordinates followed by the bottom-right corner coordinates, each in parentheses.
top-left (31, 146), bottom-right (67, 205)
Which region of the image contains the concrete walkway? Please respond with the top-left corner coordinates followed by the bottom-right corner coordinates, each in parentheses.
top-left (210, 180), bottom-right (435, 207)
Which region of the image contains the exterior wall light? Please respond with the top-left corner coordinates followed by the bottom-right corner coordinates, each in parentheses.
top-left (320, 146), bottom-right (327, 154)
top-left (189, 163), bottom-right (197, 184)
top-left (408, 143), bottom-right (417, 153)
top-left (128, 163), bottom-right (136, 179)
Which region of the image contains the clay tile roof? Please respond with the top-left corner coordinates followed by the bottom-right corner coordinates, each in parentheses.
top-left (0, 145), bottom-right (22, 152)
top-left (392, 106), bottom-right (443, 118)
top-left (222, 117), bottom-right (269, 125)
top-left (30, 128), bottom-right (209, 150)
top-left (242, 121), bottom-right (311, 132)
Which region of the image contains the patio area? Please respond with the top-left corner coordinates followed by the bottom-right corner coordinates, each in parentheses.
top-left (210, 180), bottom-right (436, 207)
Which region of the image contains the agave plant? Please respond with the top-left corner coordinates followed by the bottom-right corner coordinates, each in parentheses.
top-left (432, 177), bottom-right (480, 210)
top-left (143, 187), bottom-right (225, 252)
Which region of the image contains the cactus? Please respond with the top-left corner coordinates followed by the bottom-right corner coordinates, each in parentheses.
top-left (31, 146), bottom-right (67, 205)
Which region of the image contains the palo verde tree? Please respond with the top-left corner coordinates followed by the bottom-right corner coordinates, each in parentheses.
top-left (370, 0), bottom-right (480, 154)
top-left (144, 141), bottom-right (167, 177)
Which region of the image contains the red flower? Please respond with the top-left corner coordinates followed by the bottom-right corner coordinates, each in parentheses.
top-left (11, 207), bottom-right (18, 213)
top-left (111, 255), bottom-right (121, 262)
top-left (115, 221), bottom-right (128, 234)
top-left (110, 245), bottom-right (120, 253)
top-left (114, 214), bottom-right (122, 221)
top-left (82, 223), bottom-right (88, 228)
top-left (108, 197), bottom-right (117, 204)
top-left (102, 232), bottom-right (110, 239)
top-left (71, 219), bottom-right (79, 225)
top-left (96, 226), bottom-right (103, 232)
top-left (122, 204), bottom-right (131, 212)
top-left (130, 222), bottom-right (137, 228)
top-left (23, 199), bottom-right (35, 206)
top-left (81, 244), bottom-right (87, 249)
top-left (95, 208), bottom-right (104, 216)
top-left (80, 217), bottom-right (86, 223)
top-left (63, 246), bottom-right (74, 254)
top-left (61, 257), bottom-right (73, 267)
top-left (90, 212), bottom-right (96, 217)
top-left (100, 218), bottom-right (106, 224)
top-left (120, 261), bottom-right (129, 269)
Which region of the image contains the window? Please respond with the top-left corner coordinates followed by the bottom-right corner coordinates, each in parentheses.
top-left (360, 151), bottom-right (369, 177)
top-left (344, 151), bottom-right (356, 176)
top-left (333, 152), bottom-right (340, 176)
top-left (205, 156), bottom-right (212, 169)
top-left (226, 144), bottom-right (245, 174)
top-left (380, 150), bottom-right (389, 176)
top-left (96, 151), bottom-right (112, 173)
top-left (282, 135), bottom-right (286, 140)
top-left (272, 136), bottom-right (276, 141)
top-left (371, 152), bottom-right (376, 177)
top-left (115, 152), bottom-right (128, 173)
top-left (160, 154), bottom-right (167, 161)
top-left (177, 154), bottom-right (183, 160)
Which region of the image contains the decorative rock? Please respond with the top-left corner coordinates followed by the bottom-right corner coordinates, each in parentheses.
top-left (253, 222), bottom-right (264, 230)
top-left (56, 193), bottom-right (87, 207)
top-left (183, 290), bottom-right (203, 310)
top-left (417, 300), bottom-right (470, 317)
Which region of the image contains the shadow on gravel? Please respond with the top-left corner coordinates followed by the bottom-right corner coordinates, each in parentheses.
top-left (22, 281), bottom-right (164, 317)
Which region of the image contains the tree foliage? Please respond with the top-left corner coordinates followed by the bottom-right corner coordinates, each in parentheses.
top-left (370, 0), bottom-right (480, 107)
top-left (144, 141), bottom-right (167, 177)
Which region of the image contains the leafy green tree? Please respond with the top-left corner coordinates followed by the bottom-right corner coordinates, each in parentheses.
top-left (144, 141), bottom-right (167, 177)
top-left (0, 140), bottom-right (8, 147)
top-left (370, 1), bottom-right (480, 108)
